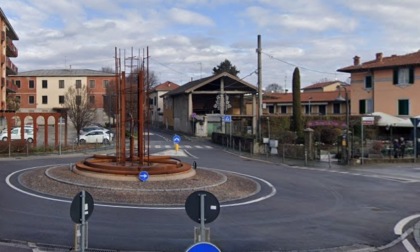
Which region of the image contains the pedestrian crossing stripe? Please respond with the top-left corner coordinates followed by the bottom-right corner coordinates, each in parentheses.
top-left (148, 145), bottom-right (212, 149)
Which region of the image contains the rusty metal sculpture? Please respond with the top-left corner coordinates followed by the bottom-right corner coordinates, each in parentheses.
top-left (75, 54), bottom-right (193, 181)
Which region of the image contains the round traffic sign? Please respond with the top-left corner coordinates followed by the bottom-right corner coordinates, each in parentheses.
top-left (185, 191), bottom-right (220, 224)
top-left (173, 134), bottom-right (181, 144)
top-left (138, 171), bottom-right (149, 182)
top-left (70, 191), bottom-right (94, 223)
top-left (186, 242), bottom-right (221, 252)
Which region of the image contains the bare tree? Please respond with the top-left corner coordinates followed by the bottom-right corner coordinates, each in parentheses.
top-left (265, 83), bottom-right (283, 93)
top-left (63, 85), bottom-right (96, 142)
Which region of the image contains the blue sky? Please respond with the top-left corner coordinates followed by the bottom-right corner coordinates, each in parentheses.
top-left (3, 0), bottom-right (420, 88)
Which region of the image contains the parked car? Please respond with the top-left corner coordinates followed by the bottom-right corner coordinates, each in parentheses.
top-left (0, 127), bottom-right (34, 143)
top-left (80, 125), bottom-right (102, 134)
top-left (76, 129), bottom-right (112, 144)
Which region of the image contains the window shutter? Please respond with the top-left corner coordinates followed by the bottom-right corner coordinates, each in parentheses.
top-left (409, 67), bottom-right (415, 83)
top-left (393, 68), bottom-right (398, 84)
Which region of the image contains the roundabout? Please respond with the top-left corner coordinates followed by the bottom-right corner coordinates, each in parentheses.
top-left (9, 162), bottom-right (276, 209)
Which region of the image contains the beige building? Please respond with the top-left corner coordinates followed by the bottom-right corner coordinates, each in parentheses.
top-left (0, 8), bottom-right (19, 111)
top-left (338, 51), bottom-right (420, 117)
top-left (10, 69), bottom-right (115, 124)
top-left (149, 81), bottom-right (179, 127)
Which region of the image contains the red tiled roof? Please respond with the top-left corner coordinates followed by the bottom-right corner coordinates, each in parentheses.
top-left (263, 90), bottom-right (351, 103)
top-left (338, 51), bottom-right (420, 72)
top-left (302, 81), bottom-right (344, 90)
top-left (152, 81), bottom-right (179, 91)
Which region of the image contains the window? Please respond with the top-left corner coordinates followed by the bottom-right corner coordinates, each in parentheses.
top-left (365, 76), bottom-right (372, 89)
top-left (268, 105), bottom-right (274, 114)
top-left (359, 99), bottom-right (373, 114)
top-left (29, 96), bottom-right (35, 104)
top-left (280, 106), bottom-right (287, 114)
top-left (42, 80), bottom-right (48, 89)
top-left (75, 80), bottom-right (82, 89)
top-left (59, 96), bottom-right (65, 104)
top-left (398, 99), bottom-right (409, 116)
top-left (42, 96), bottom-right (48, 104)
top-left (29, 80), bottom-right (35, 89)
top-left (89, 80), bottom-right (95, 89)
top-left (305, 105), bottom-right (312, 114)
top-left (393, 67), bottom-right (414, 85)
top-left (89, 95), bottom-right (95, 104)
top-left (333, 103), bottom-right (341, 114)
top-left (76, 95), bottom-right (81, 105)
top-left (15, 80), bottom-right (21, 88)
top-left (319, 105), bottom-right (326, 115)
top-left (103, 80), bottom-right (110, 88)
top-left (59, 80), bottom-right (65, 89)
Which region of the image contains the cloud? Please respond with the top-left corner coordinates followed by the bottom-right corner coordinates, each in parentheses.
top-left (168, 8), bottom-right (214, 26)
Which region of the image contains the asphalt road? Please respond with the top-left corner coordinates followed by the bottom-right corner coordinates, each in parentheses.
top-left (1, 130), bottom-right (420, 251)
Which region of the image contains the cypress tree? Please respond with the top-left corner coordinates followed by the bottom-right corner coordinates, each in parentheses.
top-left (291, 67), bottom-right (303, 139)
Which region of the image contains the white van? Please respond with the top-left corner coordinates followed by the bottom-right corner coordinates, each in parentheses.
top-left (0, 127), bottom-right (34, 143)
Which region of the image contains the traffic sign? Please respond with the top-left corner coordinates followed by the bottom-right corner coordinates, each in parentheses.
top-left (70, 191), bottom-right (94, 224)
top-left (138, 171), bottom-right (149, 182)
top-left (186, 242), bottom-right (221, 252)
top-left (362, 116), bottom-right (375, 125)
top-left (173, 134), bottom-right (181, 144)
top-left (223, 115), bottom-right (232, 123)
top-left (185, 191), bottom-right (220, 224)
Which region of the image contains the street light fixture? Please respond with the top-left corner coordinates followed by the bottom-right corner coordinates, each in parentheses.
top-left (336, 85), bottom-right (350, 165)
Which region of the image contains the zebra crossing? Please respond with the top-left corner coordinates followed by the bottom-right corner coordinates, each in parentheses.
top-left (148, 144), bottom-right (213, 149)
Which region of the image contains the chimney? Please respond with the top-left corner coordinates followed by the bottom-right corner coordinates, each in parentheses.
top-left (376, 52), bottom-right (383, 62)
top-left (353, 56), bottom-right (360, 66)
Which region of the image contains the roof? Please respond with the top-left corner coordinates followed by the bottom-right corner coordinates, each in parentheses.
top-left (0, 8), bottom-right (18, 40)
top-left (152, 81), bottom-right (180, 92)
top-left (302, 81), bottom-right (347, 90)
top-left (338, 51), bottom-right (420, 73)
top-left (11, 69), bottom-right (115, 77)
top-left (263, 90), bottom-right (350, 103)
top-left (164, 72), bottom-right (257, 97)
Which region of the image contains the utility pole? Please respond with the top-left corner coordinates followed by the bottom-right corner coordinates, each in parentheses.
top-left (257, 35), bottom-right (263, 141)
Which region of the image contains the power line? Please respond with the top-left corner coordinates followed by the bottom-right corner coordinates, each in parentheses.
top-left (262, 51), bottom-right (347, 76)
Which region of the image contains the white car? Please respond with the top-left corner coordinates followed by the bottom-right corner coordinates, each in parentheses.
top-left (0, 127), bottom-right (34, 143)
top-left (76, 129), bottom-right (112, 144)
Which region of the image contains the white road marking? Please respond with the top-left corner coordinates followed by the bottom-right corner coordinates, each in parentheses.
top-left (6, 165), bottom-right (276, 210)
top-left (394, 214), bottom-right (420, 252)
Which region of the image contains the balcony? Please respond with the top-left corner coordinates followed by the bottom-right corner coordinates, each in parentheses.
top-left (1, 31), bottom-right (5, 42)
top-left (0, 55), bottom-right (5, 65)
top-left (6, 57), bottom-right (18, 75)
top-left (6, 38), bottom-right (18, 57)
top-left (6, 79), bottom-right (17, 93)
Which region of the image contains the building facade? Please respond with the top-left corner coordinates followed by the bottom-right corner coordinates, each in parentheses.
top-left (9, 69), bottom-right (115, 125)
top-left (262, 81), bottom-right (350, 117)
top-left (338, 51), bottom-right (420, 117)
top-left (0, 8), bottom-right (19, 112)
top-left (149, 81), bottom-right (179, 127)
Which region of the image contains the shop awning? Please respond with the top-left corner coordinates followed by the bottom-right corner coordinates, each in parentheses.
top-left (371, 112), bottom-right (413, 127)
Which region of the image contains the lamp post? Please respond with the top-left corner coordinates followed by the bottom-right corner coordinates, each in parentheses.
top-left (336, 85), bottom-right (350, 165)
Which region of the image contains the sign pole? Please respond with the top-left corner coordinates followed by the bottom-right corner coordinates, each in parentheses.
top-left (200, 193), bottom-right (206, 242)
top-left (80, 190), bottom-right (86, 252)
top-left (361, 120), bottom-right (364, 165)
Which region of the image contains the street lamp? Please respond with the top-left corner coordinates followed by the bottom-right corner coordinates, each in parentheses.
top-left (336, 85), bottom-right (350, 165)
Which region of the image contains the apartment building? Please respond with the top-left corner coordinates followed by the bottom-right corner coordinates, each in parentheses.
top-left (0, 8), bottom-right (19, 111)
top-left (338, 51), bottom-right (420, 117)
top-left (9, 69), bottom-right (115, 124)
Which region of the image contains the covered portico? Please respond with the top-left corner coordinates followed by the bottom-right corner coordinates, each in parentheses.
top-left (162, 72), bottom-right (258, 137)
